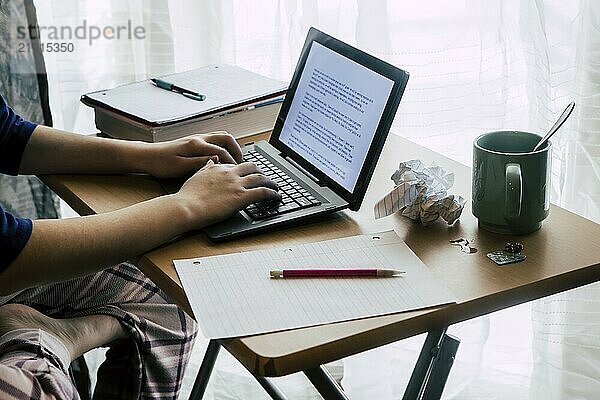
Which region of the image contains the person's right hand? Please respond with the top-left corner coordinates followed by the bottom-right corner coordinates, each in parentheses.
top-left (176, 160), bottom-right (280, 229)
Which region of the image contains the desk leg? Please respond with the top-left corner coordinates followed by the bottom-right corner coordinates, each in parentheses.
top-left (253, 376), bottom-right (288, 400)
top-left (304, 365), bottom-right (349, 400)
top-left (195, 331), bottom-right (456, 400)
top-left (191, 341), bottom-right (287, 400)
top-left (190, 340), bottom-right (221, 400)
top-left (402, 328), bottom-right (460, 400)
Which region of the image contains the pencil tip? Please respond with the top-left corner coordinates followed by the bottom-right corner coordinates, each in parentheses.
top-left (379, 269), bottom-right (406, 277)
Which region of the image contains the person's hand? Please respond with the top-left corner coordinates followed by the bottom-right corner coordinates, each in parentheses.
top-left (176, 160), bottom-right (280, 229)
top-left (140, 132), bottom-right (243, 179)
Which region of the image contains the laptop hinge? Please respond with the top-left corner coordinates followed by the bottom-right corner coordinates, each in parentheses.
top-left (283, 155), bottom-right (321, 184)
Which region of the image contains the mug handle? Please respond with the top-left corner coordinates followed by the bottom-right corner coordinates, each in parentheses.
top-left (505, 163), bottom-right (522, 219)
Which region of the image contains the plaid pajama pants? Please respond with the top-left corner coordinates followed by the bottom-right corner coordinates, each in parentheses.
top-left (0, 262), bottom-right (198, 400)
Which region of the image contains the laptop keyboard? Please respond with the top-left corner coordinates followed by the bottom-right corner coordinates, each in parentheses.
top-left (244, 149), bottom-right (321, 220)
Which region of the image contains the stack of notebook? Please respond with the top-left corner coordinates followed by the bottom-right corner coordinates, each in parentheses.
top-left (81, 64), bottom-right (288, 142)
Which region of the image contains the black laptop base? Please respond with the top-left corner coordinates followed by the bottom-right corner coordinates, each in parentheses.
top-left (204, 141), bottom-right (349, 241)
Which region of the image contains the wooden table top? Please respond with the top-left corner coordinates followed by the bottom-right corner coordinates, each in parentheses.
top-left (41, 133), bottom-right (600, 377)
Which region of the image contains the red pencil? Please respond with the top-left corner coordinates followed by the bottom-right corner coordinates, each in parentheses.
top-left (269, 268), bottom-right (405, 279)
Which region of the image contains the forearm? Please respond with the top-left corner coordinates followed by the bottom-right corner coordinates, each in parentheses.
top-left (0, 194), bottom-right (198, 295)
top-left (19, 125), bottom-right (150, 175)
top-left (2, 156), bottom-right (280, 296)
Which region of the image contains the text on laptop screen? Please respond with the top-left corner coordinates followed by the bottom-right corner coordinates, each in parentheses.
top-left (279, 41), bottom-right (394, 192)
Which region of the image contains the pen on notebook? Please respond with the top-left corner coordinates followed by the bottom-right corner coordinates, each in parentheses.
top-left (269, 269), bottom-right (405, 279)
top-left (150, 78), bottom-right (206, 101)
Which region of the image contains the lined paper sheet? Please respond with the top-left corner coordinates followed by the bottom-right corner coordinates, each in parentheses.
top-left (174, 231), bottom-right (457, 339)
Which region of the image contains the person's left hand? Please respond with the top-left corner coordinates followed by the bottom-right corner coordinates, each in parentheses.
top-left (140, 131), bottom-right (243, 179)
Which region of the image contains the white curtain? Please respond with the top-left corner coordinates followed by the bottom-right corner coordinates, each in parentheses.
top-left (34, 1), bottom-right (600, 398)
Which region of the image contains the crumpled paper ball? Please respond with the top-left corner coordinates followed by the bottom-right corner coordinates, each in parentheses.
top-left (374, 159), bottom-right (466, 225)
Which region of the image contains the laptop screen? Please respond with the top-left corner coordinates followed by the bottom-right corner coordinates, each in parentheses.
top-left (278, 41), bottom-right (394, 193)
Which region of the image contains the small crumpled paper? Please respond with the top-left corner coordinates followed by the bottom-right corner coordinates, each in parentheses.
top-left (374, 159), bottom-right (466, 225)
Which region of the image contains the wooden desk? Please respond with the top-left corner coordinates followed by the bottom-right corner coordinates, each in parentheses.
top-left (42, 134), bottom-right (600, 397)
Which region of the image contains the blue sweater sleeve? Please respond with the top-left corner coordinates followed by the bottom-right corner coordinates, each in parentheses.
top-left (0, 205), bottom-right (33, 270)
top-left (0, 94), bottom-right (37, 271)
top-left (0, 94), bottom-right (37, 175)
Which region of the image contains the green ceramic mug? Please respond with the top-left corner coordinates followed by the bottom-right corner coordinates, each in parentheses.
top-left (472, 131), bottom-right (551, 234)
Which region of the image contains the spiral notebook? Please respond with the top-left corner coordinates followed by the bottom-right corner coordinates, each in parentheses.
top-left (174, 231), bottom-right (457, 339)
top-left (82, 64), bottom-right (287, 125)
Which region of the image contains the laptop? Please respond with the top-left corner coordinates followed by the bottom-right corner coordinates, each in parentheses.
top-left (204, 27), bottom-right (409, 241)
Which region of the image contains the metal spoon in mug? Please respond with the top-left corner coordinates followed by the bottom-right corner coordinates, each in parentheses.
top-left (532, 101), bottom-right (575, 152)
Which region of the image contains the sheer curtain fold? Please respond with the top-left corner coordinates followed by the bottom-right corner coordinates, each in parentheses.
top-left (35, 0), bottom-right (175, 133)
top-left (530, 2), bottom-right (600, 399)
top-left (34, 1), bottom-right (599, 398)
